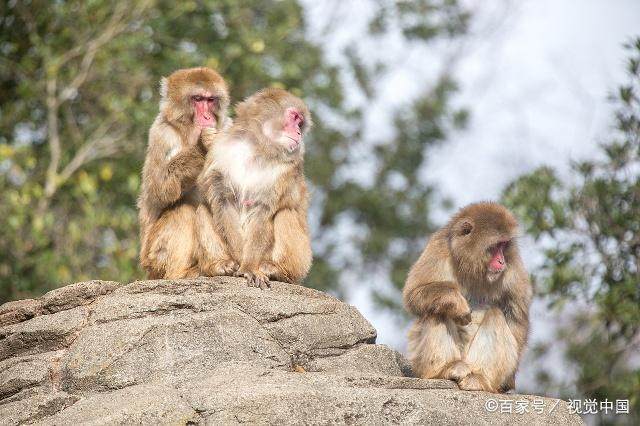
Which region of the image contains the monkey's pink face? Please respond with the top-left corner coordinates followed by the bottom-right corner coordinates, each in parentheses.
top-left (451, 219), bottom-right (514, 281)
top-left (264, 107), bottom-right (306, 153)
top-left (281, 107), bottom-right (305, 152)
top-left (192, 91), bottom-right (220, 128)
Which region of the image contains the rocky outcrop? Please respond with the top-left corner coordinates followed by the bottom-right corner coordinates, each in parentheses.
top-left (0, 277), bottom-right (582, 425)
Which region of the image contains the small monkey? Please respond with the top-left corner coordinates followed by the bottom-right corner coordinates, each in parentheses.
top-left (404, 202), bottom-right (531, 393)
top-left (138, 67), bottom-right (229, 279)
top-left (197, 88), bottom-right (312, 289)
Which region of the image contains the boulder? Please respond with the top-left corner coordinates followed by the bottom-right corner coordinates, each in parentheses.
top-left (0, 277), bottom-right (582, 425)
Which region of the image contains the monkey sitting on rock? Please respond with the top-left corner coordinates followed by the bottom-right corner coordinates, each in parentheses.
top-left (197, 88), bottom-right (313, 289)
top-left (138, 67), bottom-right (230, 280)
top-left (403, 202), bottom-right (532, 393)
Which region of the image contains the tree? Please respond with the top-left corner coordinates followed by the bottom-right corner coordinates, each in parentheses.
top-left (0, 0), bottom-right (470, 304)
top-left (503, 38), bottom-right (640, 423)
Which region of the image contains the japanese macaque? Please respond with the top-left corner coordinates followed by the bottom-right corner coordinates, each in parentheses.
top-left (197, 88), bottom-right (312, 289)
top-left (404, 202), bottom-right (531, 393)
top-left (138, 67), bottom-right (230, 279)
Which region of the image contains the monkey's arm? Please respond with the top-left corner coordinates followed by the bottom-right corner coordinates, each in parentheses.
top-left (236, 205), bottom-right (275, 288)
top-left (261, 204), bottom-right (312, 283)
top-left (502, 262), bottom-right (532, 354)
top-left (196, 204), bottom-right (240, 276)
top-left (144, 124), bottom-right (204, 211)
top-left (403, 233), bottom-right (471, 324)
top-left (198, 167), bottom-right (244, 262)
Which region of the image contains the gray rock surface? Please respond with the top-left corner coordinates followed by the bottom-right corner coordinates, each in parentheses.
top-left (0, 277), bottom-right (582, 425)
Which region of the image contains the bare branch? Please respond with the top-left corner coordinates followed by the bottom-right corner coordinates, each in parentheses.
top-left (35, 0), bottom-right (153, 212)
top-left (43, 77), bottom-right (61, 200)
top-left (57, 132), bottom-right (125, 185)
top-left (59, 4), bottom-right (129, 102)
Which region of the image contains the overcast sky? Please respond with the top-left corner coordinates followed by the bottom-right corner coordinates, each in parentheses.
top-left (302, 0), bottom-right (640, 392)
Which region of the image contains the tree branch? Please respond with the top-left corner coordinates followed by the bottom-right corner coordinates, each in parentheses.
top-left (59, 3), bottom-right (129, 102)
top-left (36, 1), bottom-right (152, 213)
top-left (43, 77), bottom-right (61, 202)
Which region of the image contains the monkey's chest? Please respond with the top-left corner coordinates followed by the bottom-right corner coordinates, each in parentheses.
top-left (216, 142), bottom-right (284, 202)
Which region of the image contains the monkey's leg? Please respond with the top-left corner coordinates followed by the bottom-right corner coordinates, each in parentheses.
top-left (235, 208), bottom-right (274, 289)
top-left (407, 318), bottom-right (463, 380)
top-left (459, 308), bottom-right (519, 392)
top-left (259, 209), bottom-right (311, 284)
top-left (196, 205), bottom-right (239, 276)
top-left (145, 205), bottom-right (199, 279)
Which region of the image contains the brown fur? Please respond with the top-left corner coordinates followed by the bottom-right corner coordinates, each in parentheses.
top-left (197, 88), bottom-right (312, 288)
top-left (403, 202), bottom-right (531, 393)
top-left (138, 67), bottom-right (229, 279)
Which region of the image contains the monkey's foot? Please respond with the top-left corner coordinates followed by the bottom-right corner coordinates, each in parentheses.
top-left (441, 360), bottom-right (472, 383)
top-left (258, 262), bottom-right (293, 283)
top-left (216, 259), bottom-right (240, 275)
top-left (236, 270), bottom-right (271, 290)
top-left (458, 373), bottom-right (492, 392)
top-left (200, 259), bottom-right (239, 277)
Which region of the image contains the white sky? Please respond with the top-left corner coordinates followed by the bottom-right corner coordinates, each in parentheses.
top-left (302, 0), bottom-right (640, 392)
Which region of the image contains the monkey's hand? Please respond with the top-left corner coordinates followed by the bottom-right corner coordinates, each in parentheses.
top-left (437, 290), bottom-right (472, 326)
top-left (199, 127), bottom-right (218, 151)
top-left (235, 268), bottom-right (271, 290)
top-left (168, 147), bottom-right (205, 188)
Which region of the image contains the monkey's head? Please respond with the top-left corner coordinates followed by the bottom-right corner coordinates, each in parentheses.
top-left (447, 202), bottom-right (519, 282)
top-left (159, 67), bottom-right (230, 131)
top-left (236, 88), bottom-right (312, 156)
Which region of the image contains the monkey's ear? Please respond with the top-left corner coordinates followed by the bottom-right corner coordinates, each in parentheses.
top-left (159, 77), bottom-right (168, 98)
top-left (455, 220), bottom-right (474, 236)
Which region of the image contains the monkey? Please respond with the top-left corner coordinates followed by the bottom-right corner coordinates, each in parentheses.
top-left (403, 202), bottom-right (531, 393)
top-left (197, 87), bottom-right (313, 289)
top-left (138, 67), bottom-right (230, 279)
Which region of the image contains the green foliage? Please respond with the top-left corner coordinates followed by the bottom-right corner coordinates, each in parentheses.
top-left (503, 38), bottom-right (640, 422)
top-left (0, 0), bottom-right (469, 304)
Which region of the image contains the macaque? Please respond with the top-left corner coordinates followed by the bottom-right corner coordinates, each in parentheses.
top-left (197, 88), bottom-right (312, 289)
top-left (403, 202), bottom-right (531, 393)
top-left (138, 67), bottom-right (229, 279)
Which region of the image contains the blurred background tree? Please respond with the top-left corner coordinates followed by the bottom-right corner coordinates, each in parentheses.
top-left (1, 0), bottom-right (639, 421)
top-left (0, 0), bottom-right (468, 302)
top-left (503, 39), bottom-right (640, 422)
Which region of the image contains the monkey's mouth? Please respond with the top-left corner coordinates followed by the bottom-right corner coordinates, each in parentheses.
top-left (488, 240), bottom-right (508, 274)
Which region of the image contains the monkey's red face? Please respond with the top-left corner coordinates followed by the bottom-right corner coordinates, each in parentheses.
top-left (282, 108), bottom-right (305, 151)
top-left (450, 219), bottom-right (515, 281)
top-left (192, 92), bottom-right (219, 128)
top-left (264, 107), bottom-right (306, 153)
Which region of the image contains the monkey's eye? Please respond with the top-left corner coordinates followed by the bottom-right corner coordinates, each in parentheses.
top-left (192, 95), bottom-right (204, 102)
top-left (460, 221), bottom-right (473, 236)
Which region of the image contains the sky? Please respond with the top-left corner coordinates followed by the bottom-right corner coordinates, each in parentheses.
top-left (303, 0), bottom-right (640, 393)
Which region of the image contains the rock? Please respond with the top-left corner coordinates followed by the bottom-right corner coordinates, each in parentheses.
top-left (0, 277), bottom-right (583, 425)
